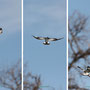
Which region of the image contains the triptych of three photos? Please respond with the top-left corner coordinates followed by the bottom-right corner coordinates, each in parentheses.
top-left (0, 0), bottom-right (90, 90)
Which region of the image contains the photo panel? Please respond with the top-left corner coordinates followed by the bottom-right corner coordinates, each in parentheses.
top-left (0, 0), bottom-right (21, 90)
top-left (68, 0), bottom-right (90, 89)
top-left (24, 0), bottom-right (66, 90)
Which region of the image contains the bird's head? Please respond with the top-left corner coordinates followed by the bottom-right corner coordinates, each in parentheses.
top-left (0, 31), bottom-right (2, 34)
top-left (0, 28), bottom-right (3, 34)
top-left (87, 66), bottom-right (90, 70)
top-left (43, 42), bottom-right (50, 45)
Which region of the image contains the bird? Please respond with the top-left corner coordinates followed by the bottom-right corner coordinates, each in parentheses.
top-left (77, 66), bottom-right (90, 77)
top-left (32, 35), bottom-right (64, 45)
top-left (0, 28), bottom-right (3, 34)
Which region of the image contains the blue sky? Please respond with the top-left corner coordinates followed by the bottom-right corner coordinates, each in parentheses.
top-left (69, 0), bottom-right (90, 16)
top-left (24, 0), bottom-right (66, 90)
top-left (69, 0), bottom-right (90, 89)
top-left (0, 0), bottom-right (21, 90)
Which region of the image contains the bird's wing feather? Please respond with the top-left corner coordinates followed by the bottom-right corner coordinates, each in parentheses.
top-left (33, 35), bottom-right (45, 40)
top-left (48, 37), bottom-right (64, 41)
top-left (77, 66), bottom-right (84, 72)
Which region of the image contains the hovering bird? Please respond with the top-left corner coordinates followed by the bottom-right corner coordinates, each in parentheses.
top-left (0, 28), bottom-right (3, 34)
top-left (33, 35), bottom-right (64, 45)
top-left (77, 66), bottom-right (90, 77)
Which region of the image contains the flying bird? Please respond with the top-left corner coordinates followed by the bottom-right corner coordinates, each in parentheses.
top-left (77, 66), bottom-right (90, 77)
top-left (0, 28), bottom-right (3, 34)
top-left (33, 35), bottom-right (64, 45)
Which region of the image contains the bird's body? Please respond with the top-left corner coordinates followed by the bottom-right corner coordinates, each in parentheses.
top-left (77, 66), bottom-right (90, 77)
top-left (0, 28), bottom-right (3, 34)
top-left (43, 37), bottom-right (50, 45)
top-left (32, 35), bottom-right (64, 45)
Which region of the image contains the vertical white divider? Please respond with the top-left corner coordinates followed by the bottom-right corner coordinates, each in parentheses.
top-left (21, 0), bottom-right (23, 89)
top-left (66, 0), bottom-right (68, 90)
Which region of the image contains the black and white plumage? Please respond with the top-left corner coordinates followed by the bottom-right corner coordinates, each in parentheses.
top-left (33, 35), bottom-right (64, 45)
top-left (77, 66), bottom-right (90, 77)
top-left (0, 28), bottom-right (3, 34)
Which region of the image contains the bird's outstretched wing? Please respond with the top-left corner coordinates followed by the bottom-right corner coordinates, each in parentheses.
top-left (48, 37), bottom-right (64, 41)
top-left (32, 35), bottom-right (45, 40)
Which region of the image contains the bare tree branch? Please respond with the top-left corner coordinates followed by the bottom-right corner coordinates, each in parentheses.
top-left (68, 11), bottom-right (90, 90)
top-left (0, 61), bottom-right (41, 90)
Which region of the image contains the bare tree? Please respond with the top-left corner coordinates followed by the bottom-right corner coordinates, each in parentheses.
top-left (0, 62), bottom-right (41, 90)
top-left (23, 66), bottom-right (41, 90)
top-left (0, 62), bottom-right (21, 90)
top-left (68, 11), bottom-right (90, 90)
